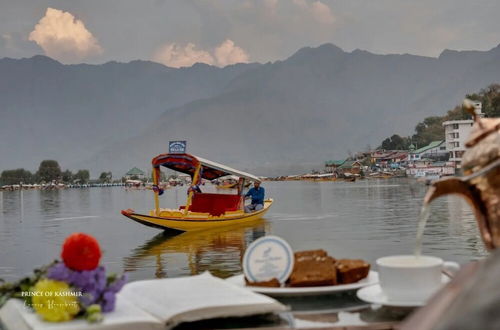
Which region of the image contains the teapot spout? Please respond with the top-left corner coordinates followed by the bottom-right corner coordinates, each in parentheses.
top-left (424, 177), bottom-right (473, 204)
top-left (424, 178), bottom-right (494, 250)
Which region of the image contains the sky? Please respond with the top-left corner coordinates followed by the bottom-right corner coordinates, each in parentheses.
top-left (1, 0), bottom-right (499, 67)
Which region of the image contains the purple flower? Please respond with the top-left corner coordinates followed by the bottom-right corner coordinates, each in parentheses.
top-left (101, 290), bottom-right (116, 313)
top-left (108, 274), bottom-right (128, 293)
top-left (47, 263), bottom-right (107, 306)
top-left (47, 262), bottom-right (72, 282)
top-left (97, 274), bottom-right (127, 312)
top-left (45, 262), bottom-right (127, 313)
top-left (80, 289), bottom-right (99, 306)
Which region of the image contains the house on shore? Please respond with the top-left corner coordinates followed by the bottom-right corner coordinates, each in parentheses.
top-left (407, 141), bottom-right (447, 162)
top-left (405, 141), bottom-right (453, 177)
top-left (406, 160), bottom-right (456, 177)
top-left (125, 167), bottom-right (146, 180)
top-left (371, 150), bottom-right (408, 168)
top-left (325, 160), bottom-right (346, 172)
top-left (338, 160), bottom-right (362, 175)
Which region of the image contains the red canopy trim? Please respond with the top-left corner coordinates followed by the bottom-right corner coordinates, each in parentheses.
top-left (151, 153), bottom-right (237, 181)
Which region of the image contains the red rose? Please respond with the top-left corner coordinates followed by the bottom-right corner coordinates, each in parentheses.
top-left (61, 233), bottom-right (102, 271)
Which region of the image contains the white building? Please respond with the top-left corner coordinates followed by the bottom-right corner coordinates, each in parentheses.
top-left (442, 101), bottom-right (482, 167)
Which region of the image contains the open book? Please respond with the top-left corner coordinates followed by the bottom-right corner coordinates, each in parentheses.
top-left (0, 272), bottom-right (287, 330)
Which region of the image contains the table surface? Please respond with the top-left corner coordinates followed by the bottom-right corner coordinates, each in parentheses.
top-left (173, 291), bottom-right (415, 330)
top-left (3, 259), bottom-right (493, 330)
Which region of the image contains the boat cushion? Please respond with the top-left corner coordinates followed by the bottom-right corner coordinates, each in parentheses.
top-left (189, 193), bottom-right (242, 216)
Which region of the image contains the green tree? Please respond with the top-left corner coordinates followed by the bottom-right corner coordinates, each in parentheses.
top-left (61, 170), bottom-right (73, 183)
top-left (445, 105), bottom-right (469, 120)
top-left (0, 169), bottom-right (34, 185)
top-left (467, 84), bottom-right (500, 118)
top-left (74, 170), bottom-right (90, 184)
top-left (380, 134), bottom-right (410, 150)
top-left (99, 172), bottom-right (112, 183)
top-left (380, 138), bottom-right (391, 150)
top-left (37, 160), bottom-right (61, 182)
top-left (378, 84), bottom-right (500, 152)
top-left (410, 116), bottom-right (445, 148)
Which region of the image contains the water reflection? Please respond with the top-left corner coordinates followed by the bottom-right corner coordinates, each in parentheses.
top-left (0, 180), bottom-right (489, 282)
top-left (446, 195), bottom-right (488, 257)
top-left (39, 190), bottom-right (61, 218)
top-left (1, 190), bottom-right (20, 217)
top-left (124, 220), bottom-right (269, 279)
top-left (300, 183), bottom-right (323, 210)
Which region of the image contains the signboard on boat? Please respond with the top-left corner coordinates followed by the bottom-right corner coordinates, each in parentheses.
top-left (169, 141), bottom-right (187, 154)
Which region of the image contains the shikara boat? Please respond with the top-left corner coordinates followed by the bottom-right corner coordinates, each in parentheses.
top-left (121, 153), bottom-right (273, 232)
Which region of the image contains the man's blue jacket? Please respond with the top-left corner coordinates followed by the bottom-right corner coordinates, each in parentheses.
top-left (245, 187), bottom-right (265, 205)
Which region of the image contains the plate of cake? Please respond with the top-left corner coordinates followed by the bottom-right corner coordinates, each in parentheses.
top-left (226, 249), bottom-right (378, 296)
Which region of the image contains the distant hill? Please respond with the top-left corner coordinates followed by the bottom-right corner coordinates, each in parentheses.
top-left (0, 56), bottom-right (257, 171)
top-left (83, 43), bottom-right (500, 176)
top-left (1, 43), bottom-right (500, 177)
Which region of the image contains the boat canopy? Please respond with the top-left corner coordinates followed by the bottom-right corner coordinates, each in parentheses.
top-left (152, 153), bottom-right (261, 182)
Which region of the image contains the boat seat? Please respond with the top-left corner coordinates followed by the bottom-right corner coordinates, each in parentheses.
top-left (188, 193), bottom-right (242, 216)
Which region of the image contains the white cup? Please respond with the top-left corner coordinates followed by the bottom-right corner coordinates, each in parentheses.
top-left (376, 255), bottom-right (459, 302)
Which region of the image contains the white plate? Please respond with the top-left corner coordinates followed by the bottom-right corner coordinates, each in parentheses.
top-left (225, 271), bottom-right (378, 297)
top-left (356, 275), bottom-right (450, 307)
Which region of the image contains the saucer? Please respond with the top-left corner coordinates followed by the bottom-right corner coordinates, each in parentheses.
top-left (356, 275), bottom-right (450, 307)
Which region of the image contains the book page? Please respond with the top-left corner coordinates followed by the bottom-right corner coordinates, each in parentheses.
top-left (119, 272), bottom-right (287, 328)
top-left (0, 297), bottom-right (163, 330)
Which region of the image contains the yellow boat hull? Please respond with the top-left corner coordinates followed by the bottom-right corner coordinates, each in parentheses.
top-left (122, 199), bottom-right (273, 232)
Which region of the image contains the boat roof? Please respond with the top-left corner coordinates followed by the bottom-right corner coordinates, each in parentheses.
top-left (152, 153), bottom-right (261, 182)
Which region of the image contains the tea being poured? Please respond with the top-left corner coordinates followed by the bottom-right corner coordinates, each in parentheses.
top-left (414, 204), bottom-right (431, 257)
top-left (421, 99), bottom-right (500, 251)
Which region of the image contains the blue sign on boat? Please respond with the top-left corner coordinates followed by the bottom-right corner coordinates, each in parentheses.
top-left (169, 141), bottom-right (187, 154)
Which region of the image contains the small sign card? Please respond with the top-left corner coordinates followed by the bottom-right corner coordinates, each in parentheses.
top-left (169, 141), bottom-right (187, 154)
top-left (243, 235), bottom-right (294, 284)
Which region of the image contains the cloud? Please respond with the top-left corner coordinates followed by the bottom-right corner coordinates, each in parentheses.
top-left (153, 39), bottom-right (249, 68)
top-left (29, 8), bottom-right (102, 63)
top-left (214, 40), bottom-right (250, 66)
top-left (293, 0), bottom-right (334, 25)
top-left (153, 43), bottom-right (215, 67)
top-left (310, 1), bottom-right (334, 25)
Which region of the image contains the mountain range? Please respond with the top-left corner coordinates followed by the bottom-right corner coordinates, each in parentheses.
top-left (1, 43), bottom-right (500, 176)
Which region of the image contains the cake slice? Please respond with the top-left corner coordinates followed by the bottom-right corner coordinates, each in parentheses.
top-left (335, 259), bottom-right (370, 284)
top-left (294, 249), bottom-right (328, 260)
top-left (288, 255), bottom-right (337, 287)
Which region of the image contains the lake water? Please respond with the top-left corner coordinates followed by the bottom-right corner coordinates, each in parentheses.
top-left (0, 179), bottom-right (487, 282)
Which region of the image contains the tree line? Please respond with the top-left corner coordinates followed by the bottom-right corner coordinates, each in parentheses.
top-left (0, 160), bottom-right (112, 186)
top-left (378, 84), bottom-right (500, 150)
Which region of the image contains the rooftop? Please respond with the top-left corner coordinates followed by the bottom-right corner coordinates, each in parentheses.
top-left (372, 150), bottom-right (408, 159)
top-left (412, 141), bottom-right (444, 154)
top-left (339, 160), bottom-right (361, 169)
top-left (126, 167), bottom-right (145, 176)
top-left (442, 119), bottom-right (474, 126)
top-left (325, 160), bottom-right (346, 166)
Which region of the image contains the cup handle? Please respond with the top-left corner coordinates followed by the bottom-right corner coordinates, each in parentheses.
top-left (443, 261), bottom-right (460, 277)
